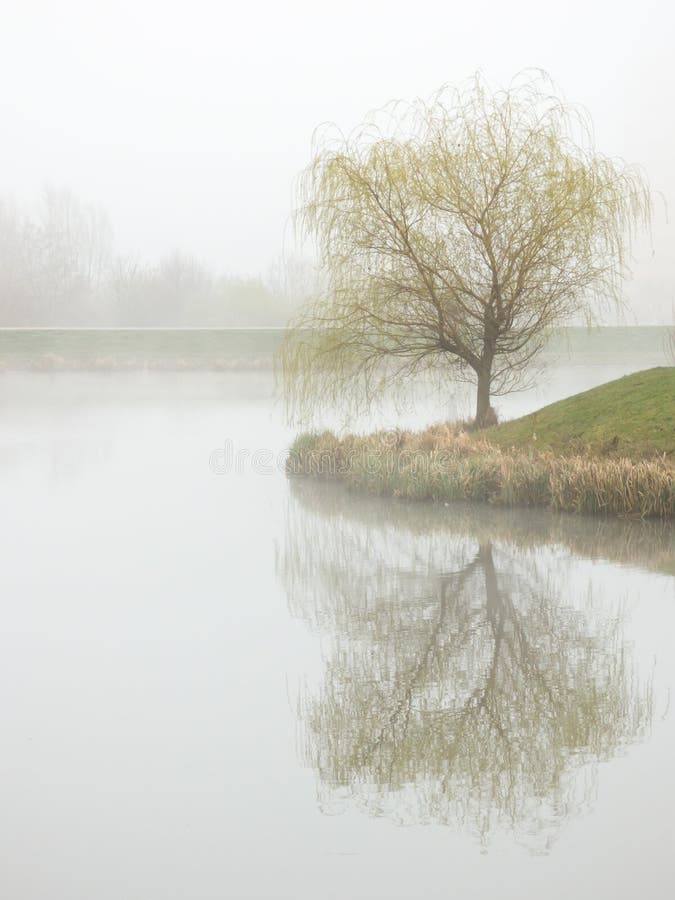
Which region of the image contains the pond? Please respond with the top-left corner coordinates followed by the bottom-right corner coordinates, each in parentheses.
top-left (0, 350), bottom-right (672, 898)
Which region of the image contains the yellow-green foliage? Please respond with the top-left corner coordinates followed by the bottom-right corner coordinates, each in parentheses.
top-left (281, 71), bottom-right (652, 425)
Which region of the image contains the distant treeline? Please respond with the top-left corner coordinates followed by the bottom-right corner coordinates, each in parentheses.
top-left (0, 188), bottom-right (309, 326)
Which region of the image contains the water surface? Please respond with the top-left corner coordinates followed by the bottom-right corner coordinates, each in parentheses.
top-left (0, 361), bottom-right (673, 899)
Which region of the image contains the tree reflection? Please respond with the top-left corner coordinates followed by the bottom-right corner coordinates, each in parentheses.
top-left (279, 482), bottom-right (655, 851)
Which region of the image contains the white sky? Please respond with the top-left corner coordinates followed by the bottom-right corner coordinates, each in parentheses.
top-left (1, 0), bottom-right (673, 321)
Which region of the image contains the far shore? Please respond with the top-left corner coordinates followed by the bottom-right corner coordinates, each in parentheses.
top-left (0, 325), bottom-right (670, 372)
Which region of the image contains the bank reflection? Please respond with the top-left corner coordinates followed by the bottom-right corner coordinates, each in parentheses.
top-left (280, 482), bottom-right (660, 851)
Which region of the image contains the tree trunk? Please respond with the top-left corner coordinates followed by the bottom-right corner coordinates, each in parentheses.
top-left (475, 367), bottom-right (492, 426)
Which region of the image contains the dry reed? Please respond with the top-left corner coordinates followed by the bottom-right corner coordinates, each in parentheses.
top-left (288, 429), bottom-right (674, 519)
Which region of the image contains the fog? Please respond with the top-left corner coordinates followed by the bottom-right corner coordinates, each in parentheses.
top-left (1, 367), bottom-right (673, 899)
top-left (1, 0), bottom-right (673, 323)
top-left (1, 8), bottom-right (674, 894)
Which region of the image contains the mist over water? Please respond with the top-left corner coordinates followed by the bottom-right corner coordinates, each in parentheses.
top-left (1, 2), bottom-right (673, 894)
top-left (0, 336), bottom-right (673, 898)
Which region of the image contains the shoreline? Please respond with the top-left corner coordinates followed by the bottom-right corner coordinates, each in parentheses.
top-left (0, 325), bottom-right (670, 373)
top-left (287, 426), bottom-right (674, 519)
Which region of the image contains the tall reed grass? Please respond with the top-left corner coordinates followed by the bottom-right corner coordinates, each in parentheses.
top-left (288, 427), bottom-right (674, 519)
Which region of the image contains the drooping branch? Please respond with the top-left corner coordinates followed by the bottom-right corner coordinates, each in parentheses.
top-left (281, 71), bottom-right (651, 424)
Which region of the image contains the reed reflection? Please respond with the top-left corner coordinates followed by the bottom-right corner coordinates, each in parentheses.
top-left (280, 482), bottom-right (659, 851)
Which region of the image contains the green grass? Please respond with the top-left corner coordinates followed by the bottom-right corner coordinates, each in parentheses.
top-left (0, 328), bottom-right (284, 370)
top-left (0, 326), bottom-right (670, 371)
top-left (483, 368), bottom-right (675, 458)
top-left (287, 369), bottom-right (675, 518)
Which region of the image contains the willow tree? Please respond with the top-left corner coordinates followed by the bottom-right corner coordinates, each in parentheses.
top-left (279, 481), bottom-right (653, 848)
top-left (281, 73), bottom-right (651, 425)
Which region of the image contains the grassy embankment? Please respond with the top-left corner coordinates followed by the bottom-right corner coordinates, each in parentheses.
top-left (288, 368), bottom-right (675, 518)
top-left (0, 328), bottom-right (283, 371)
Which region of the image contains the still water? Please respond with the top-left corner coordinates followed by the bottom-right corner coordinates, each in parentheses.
top-left (0, 361), bottom-right (673, 899)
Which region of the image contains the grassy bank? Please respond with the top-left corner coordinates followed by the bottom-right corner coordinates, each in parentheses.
top-left (485, 367), bottom-right (675, 457)
top-left (0, 328), bottom-right (284, 371)
top-left (0, 326), bottom-right (670, 372)
top-left (287, 369), bottom-right (675, 519)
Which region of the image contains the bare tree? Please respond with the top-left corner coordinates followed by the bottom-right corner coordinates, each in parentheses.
top-left (35, 187), bottom-right (113, 322)
top-left (281, 72), bottom-right (651, 425)
top-left (0, 198), bottom-right (34, 322)
top-left (0, 188), bottom-right (113, 325)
